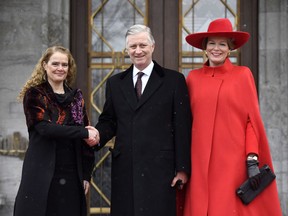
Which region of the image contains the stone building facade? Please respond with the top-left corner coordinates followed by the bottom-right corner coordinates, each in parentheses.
top-left (0, 0), bottom-right (287, 215)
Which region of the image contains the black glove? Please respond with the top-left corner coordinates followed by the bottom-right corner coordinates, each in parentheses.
top-left (247, 159), bottom-right (261, 190)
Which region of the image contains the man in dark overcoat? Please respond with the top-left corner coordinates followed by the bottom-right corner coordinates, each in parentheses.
top-left (94, 24), bottom-right (191, 216)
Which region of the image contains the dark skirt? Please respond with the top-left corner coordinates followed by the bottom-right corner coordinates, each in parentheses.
top-left (46, 168), bottom-right (85, 216)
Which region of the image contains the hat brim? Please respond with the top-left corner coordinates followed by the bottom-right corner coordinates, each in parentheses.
top-left (185, 32), bottom-right (250, 50)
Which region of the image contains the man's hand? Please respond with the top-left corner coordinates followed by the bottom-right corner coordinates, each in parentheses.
top-left (83, 180), bottom-right (90, 195)
top-left (171, 171), bottom-right (188, 190)
top-left (84, 126), bottom-right (100, 147)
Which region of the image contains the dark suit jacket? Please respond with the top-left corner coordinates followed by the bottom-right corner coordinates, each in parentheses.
top-left (96, 61), bottom-right (191, 216)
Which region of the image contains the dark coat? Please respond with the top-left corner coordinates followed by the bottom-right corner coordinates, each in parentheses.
top-left (96, 61), bottom-right (191, 216)
top-left (14, 82), bottom-right (95, 216)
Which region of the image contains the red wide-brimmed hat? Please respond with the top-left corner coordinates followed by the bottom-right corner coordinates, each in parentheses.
top-left (185, 18), bottom-right (250, 50)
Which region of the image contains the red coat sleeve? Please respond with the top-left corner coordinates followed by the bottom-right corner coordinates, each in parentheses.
top-left (245, 119), bottom-right (259, 156)
top-left (242, 69), bottom-right (273, 167)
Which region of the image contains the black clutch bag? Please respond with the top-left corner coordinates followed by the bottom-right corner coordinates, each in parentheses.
top-left (236, 164), bottom-right (276, 205)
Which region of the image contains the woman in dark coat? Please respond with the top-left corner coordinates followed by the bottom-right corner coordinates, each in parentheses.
top-left (14, 46), bottom-right (97, 216)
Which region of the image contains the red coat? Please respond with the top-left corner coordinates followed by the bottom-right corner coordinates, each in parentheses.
top-left (183, 58), bottom-right (282, 216)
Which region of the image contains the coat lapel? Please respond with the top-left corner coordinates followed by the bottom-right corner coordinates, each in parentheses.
top-left (136, 69), bottom-right (163, 109)
top-left (119, 61), bottom-right (165, 111)
top-left (119, 68), bottom-right (138, 110)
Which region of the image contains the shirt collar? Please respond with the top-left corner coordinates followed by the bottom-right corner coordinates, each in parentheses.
top-left (133, 61), bottom-right (154, 78)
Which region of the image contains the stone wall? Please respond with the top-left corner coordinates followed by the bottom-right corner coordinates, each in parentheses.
top-left (259, 0), bottom-right (288, 215)
top-left (0, 0), bottom-right (69, 139)
top-left (0, 156), bottom-right (23, 215)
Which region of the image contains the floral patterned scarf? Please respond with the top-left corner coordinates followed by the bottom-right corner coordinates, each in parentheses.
top-left (23, 82), bottom-right (88, 128)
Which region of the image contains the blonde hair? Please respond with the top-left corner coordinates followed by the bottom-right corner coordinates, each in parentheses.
top-left (18, 46), bottom-right (77, 100)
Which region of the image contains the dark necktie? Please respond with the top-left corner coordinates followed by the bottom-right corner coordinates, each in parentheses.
top-left (135, 72), bottom-right (144, 100)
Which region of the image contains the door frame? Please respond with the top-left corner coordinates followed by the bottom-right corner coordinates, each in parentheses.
top-left (70, 0), bottom-right (259, 103)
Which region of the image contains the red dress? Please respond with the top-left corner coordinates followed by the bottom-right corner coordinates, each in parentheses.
top-left (183, 58), bottom-right (282, 216)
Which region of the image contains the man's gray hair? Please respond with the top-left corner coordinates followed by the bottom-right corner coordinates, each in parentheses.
top-left (125, 24), bottom-right (155, 47)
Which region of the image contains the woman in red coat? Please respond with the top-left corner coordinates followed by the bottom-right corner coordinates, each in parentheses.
top-left (183, 18), bottom-right (282, 216)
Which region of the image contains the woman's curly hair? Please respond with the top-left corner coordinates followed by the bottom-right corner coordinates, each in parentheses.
top-left (18, 46), bottom-right (77, 100)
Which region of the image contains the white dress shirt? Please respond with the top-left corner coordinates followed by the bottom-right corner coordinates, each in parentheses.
top-left (132, 61), bottom-right (154, 94)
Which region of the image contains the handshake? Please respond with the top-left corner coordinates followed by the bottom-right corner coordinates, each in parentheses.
top-left (84, 126), bottom-right (100, 147)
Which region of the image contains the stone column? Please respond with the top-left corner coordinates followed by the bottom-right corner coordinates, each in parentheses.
top-left (259, 0), bottom-right (288, 215)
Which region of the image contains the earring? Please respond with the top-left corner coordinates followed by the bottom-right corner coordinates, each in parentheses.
top-left (43, 72), bottom-right (47, 81)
